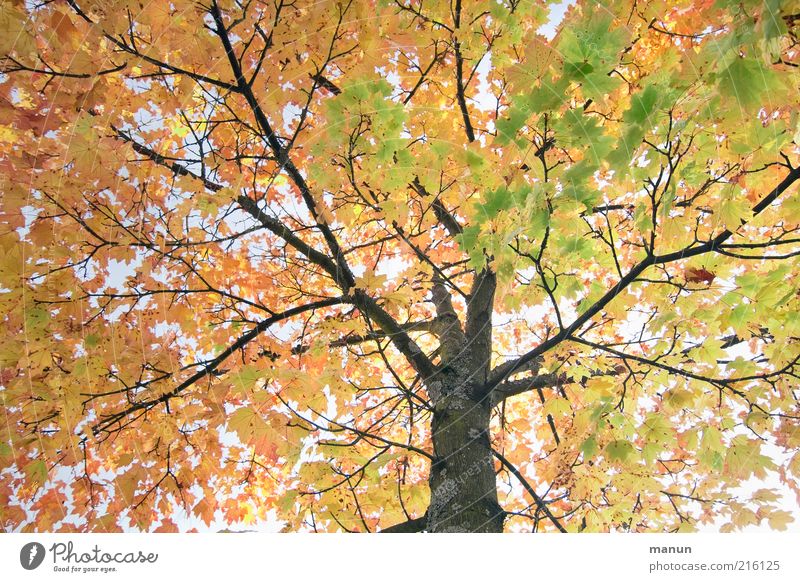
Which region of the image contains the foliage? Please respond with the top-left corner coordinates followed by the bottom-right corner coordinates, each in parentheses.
top-left (1, 0), bottom-right (799, 533)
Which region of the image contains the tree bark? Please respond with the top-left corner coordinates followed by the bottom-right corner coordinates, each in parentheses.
top-left (424, 274), bottom-right (504, 532)
top-left (427, 387), bottom-right (504, 532)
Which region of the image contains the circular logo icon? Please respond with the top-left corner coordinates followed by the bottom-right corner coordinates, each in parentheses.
top-left (20, 542), bottom-right (46, 570)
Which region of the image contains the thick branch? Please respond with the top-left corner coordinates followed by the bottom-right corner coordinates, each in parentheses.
top-left (487, 356), bottom-right (543, 390)
top-left (114, 127), bottom-right (223, 192)
top-left (210, 2), bottom-right (436, 380)
top-left (410, 177), bottom-right (463, 237)
top-left (235, 195), bottom-right (340, 277)
top-left (453, 0), bottom-right (475, 143)
top-left (466, 268), bottom-right (496, 384)
top-left (485, 165), bottom-right (800, 393)
top-left (261, 320), bottom-right (440, 359)
top-left (490, 371), bottom-right (565, 406)
top-left (106, 36), bottom-right (239, 92)
top-left (380, 513), bottom-right (428, 533)
top-left (353, 290), bottom-right (439, 380)
top-left (210, 0), bottom-right (355, 290)
top-left (571, 336), bottom-right (797, 391)
top-left (431, 276), bottom-right (459, 319)
top-left (112, 128), bottom-right (343, 281)
top-left (92, 297), bottom-right (348, 435)
top-left (430, 275), bottom-right (466, 365)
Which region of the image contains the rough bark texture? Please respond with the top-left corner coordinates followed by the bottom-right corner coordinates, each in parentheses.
top-left (427, 390), bottom-right (504, 532)
top-left (425, 272), bottom-right (504, 532)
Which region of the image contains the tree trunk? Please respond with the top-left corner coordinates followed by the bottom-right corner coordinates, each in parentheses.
top-left (424, 272), bottom-right (503, 532)
top-left (426, 384), bottom-right (504, 532)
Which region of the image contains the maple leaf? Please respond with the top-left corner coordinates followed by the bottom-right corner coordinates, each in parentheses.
top-left (684, 267), bottom-right (716, 285)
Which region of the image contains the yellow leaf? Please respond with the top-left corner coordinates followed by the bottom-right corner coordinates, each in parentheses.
top-left (767, 510), bottom-right (793, 531)
top-left (354, 271), bottom-right (387, 291)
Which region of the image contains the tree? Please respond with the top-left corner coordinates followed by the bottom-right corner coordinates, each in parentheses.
top-left (1, 0), bottom-right (798, 534)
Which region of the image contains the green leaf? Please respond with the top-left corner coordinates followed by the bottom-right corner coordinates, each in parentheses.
top-left (557, 109), bottom-right (605, 146)
top-left (719, 197), bottom-right (753, 231)
top-left (25, 306), bottom-right (48, 330)
top-left (728, 304), bottom-right (752, 334)
top-left (605, 440), bottom-right (634, 462)
top-left (24, 459), bottom-right (48, 489)
top-left (581, 436), bottom-right (598, 459)
top-left (543, 397), bottom-right (571, 416)
top-left (608, 125), bottom-right (645, 169)
top-left (563, 60), bottom-right (594, 81)
top-left (633, 205), bottom-right (654, 233)
top-left (579, 70), bottom-right (623, 102)
top-left (475, 187), bottom-right (513, 220)
top-left (590, 397), bottom-right (615, 422)
top-left (557, 12), bottom-right (628, 65)
top-left (718, 57), bottom-right (779, 110)
top-left (700, 426), bottom-right (725, 453)
top-left (761, 0), bottom-right (788, 42)
top-left (495, 106), bottom-right (530, 143)
top-left (526, 75), bottom-right (568, 113)
top-left (457, 224), bottom-right (480, 251)
top-left (228, 407), bottom-right (269, 442)
top-left (278, 490), bottom-right (298, 513)
top-left (233, 366), bottom-right (264, 391)
top-left (642, 442), bottom-right (663, 464)
top-left (465, 149), bottom-right (484, 172)
top-left (555, 234), bottom-right (593, 258)
top-left (456, 225), bottom-right (486, 270)
top-left (724, 437), bottom-right (777, 479)
top-left (642, 413), bottom-right (672, 445)
top-left (624, 85), bottom-right (660, 126)
top-left (560, 160), bottom-right (602, 210)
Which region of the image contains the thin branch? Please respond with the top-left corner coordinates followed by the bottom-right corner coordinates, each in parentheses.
top-left (492, 448), bottom-right (567, 532)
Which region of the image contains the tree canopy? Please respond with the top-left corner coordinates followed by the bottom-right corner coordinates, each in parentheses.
top-left (1, 0), bottom-right (799, 533)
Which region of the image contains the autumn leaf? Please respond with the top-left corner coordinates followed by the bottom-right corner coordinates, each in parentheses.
top-left (685, 267), bottom-right (716, 285)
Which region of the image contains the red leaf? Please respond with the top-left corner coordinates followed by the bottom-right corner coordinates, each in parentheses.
top-left (685, 267), bottom-right (715, 285)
